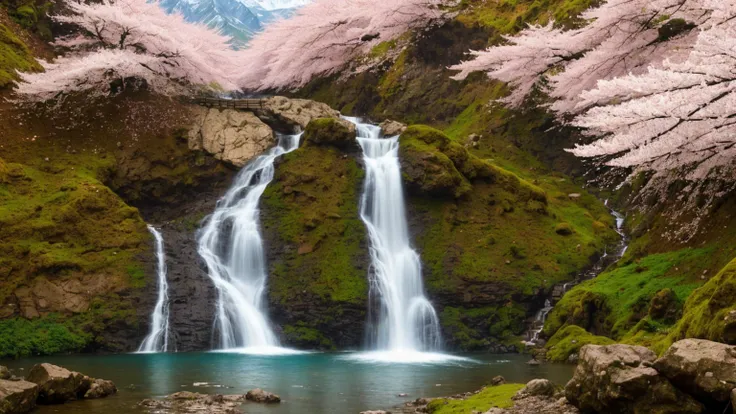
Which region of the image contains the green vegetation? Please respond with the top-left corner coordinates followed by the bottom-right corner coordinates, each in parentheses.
top-left (543, 247), bottom-right (722, 356)
top-left (0, 315), bottom-right (89, 358)
top-left (427, 384), bottom-right (524, 413)
top-left (0, 18), bottom-right (40, 88)
top-left (663, 258), bottom-right (736, 350)
top-left (455, 0), bottom-right (599, 32)
top-left (545, 325), bottom-right (614, 362)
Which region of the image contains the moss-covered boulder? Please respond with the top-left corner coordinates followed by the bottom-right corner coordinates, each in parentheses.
top-left (262, 144), bottom-right (368, 349)
top-left (545, 325), bottom-right (615, 362)
top-left (648, 288), bottom-right (679, 322)
top-left (303, 118), bottom-right (357, 150)
top-left (667, 258), bottom-right (736, 345)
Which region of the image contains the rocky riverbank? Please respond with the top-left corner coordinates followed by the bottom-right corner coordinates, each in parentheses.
top-left (373, 338), bottom-right (736, 414)
top-left (0, 363), bottom-right (116, 414)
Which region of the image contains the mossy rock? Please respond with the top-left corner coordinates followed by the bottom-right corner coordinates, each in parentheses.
top-left (303, 118), bottom-right (357, 150)
top-left (262, 144), bottom-right (368, 348)
top-left (648, 288), bottom-right (679, 322)
top-left (667, 257), bottom-right (736, 345)
top-left (545, 325), bottom-right (614, 363)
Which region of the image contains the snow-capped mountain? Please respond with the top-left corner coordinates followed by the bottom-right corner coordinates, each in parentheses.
top-left (160, 0), bottom-right (310, 43)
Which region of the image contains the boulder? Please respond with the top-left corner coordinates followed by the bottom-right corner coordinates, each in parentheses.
top-left (0, 368), bottom-right (10, 381)
top-left (0, 380), bottom-right (38, 414)
top-left (565, 344), bottom-right (703, 414)
top-left (490, 375), bottom-right (506, 386)
top-left (303, 118), bottom-right (357, 150)
top-left (258, 96), bottom-right (340, 132)
top-left (654, 339), bottom-right (736, 407)
top-left (515, 379), bottom-right (555, 399)
top-left (83, 379), bottom-right (117, 399)
top-left (379, 119), bottom-right (406, 137)
top-left (188, 107), bottom-right (275, 167)
top-left (245, 388), bottom-right (280, 403)
top-left (26, 363), bottom-right (91, 404)
top-left (648, 288), bottom-right (679, 321)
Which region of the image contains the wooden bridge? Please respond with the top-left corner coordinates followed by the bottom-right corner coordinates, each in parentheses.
top-left (192, 97), bottom-right (267, 110)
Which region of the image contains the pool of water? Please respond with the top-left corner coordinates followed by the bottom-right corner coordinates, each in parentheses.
top-left (3, 352), bottom-right (574, 413)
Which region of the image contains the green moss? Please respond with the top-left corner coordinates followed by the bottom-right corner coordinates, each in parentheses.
top-left (369, 40), bottom-right (398, 58)
top-left (545, 325), bottom-right (614, 362)
top-left (0, 21), bottom-right (41, 88)
top-left (283, 324), bottom-right (335, 350)
top-left (0, 314), bottom-right (89, 358)
top-left (663, 257), bottom-right (736, 350)
top-left (427, 384), bottom-right (524, 413)
top-left (544, 248), bottom-right (712, 347)
top-left (440, 305), bottom-right (526, 350)
top-left (555, 222), bottom-right (573, 235)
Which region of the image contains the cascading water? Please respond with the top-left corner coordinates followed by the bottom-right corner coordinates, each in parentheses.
top-left (197, 133), bottom-right (302, 354)
top-left (138, 225), bottom-right (171, 353)
top-left (348, 118), bottom-right (443, 359)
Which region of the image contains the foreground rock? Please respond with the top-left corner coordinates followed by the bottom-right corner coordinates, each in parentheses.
top-left (26, 363), bottom-right (116, 404)
top-left (245, 388), bottom-right (280, 403)
top-left (189, 107), bottom-right (275, 167)
top-left (303, 118), bottom-right (357, 150)
top-left (0, 380), bottom-right (38, 414)
top-left (654, 338), bottom-right (736, 409)
top-left (139, 392), bottom-right (244, 413)
top-left (565, 344), bottom-right (703, 413)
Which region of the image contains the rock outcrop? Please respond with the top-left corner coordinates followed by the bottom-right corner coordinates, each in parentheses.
top-left (515, 379), bottom-right (555, 399)
top-left (245, 388), bottom-right (280, 403)
top-left (303, 118), bottom-right (357, 150)
top-left (257, 96), bottom-right (340, 132)
top-left (188, 107), bottom-right (275, 167)
top-left (25, 363), bottom-right (116, 404)
top-left (139, 391), bottom-right (245, 413)
top-left (654, 339), bottom-right (736, 408)
top-left (565, 344), bottom-right (703, 414)
top-left (0, 380), bottom-right (38, 414)
top-left (379, 119), bottom-right (406, 136)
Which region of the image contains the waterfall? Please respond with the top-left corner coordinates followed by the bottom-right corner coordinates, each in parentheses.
top-left (197, 134), bottom-right (301, 353)
top-left (138, 225), bottom-right (171, 353)
top-left (349, 118), bottom-right (442, 355)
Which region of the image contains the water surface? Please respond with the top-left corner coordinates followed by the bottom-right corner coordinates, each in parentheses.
top-left (3, 352), bottom-right (573, 413)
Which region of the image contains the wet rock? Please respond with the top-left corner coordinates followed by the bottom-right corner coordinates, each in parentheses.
top-left (26, 363), bottom-right (91, 404)
top-left (258, 96), bottom-right (340, 132)
top-left (515, 379), bottom-right (555, 399)
top-left (245, 388), bottom-right (280, 403)
top-left (303, 118), bottom-right (357, 150)
top-left (188, 107), bottom-right (275, 167)
top-left (83, 379), bottom-right (117, 399)
top-left (565, 344), bottom-right (703, 414)
top-left (490, 376), bottom-right (506, 386)
top-left (526, 359), bottom-right (541, 366)
top-left (139, 392), bottom-right (244, 413)
top-left (654, 338), bottom-right (736, 407)
top-left (379, 119), bottom-right (406, 136)
top-left (0, 379), bottom-right (38, 414)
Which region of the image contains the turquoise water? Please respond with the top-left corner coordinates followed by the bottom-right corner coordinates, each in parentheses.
top-left (3, 352), bottom-right (573, 413)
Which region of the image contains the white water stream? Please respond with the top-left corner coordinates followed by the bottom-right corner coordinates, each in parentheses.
top-left (347, 118), bottom-right (445, 362)
top-left (197, 134), bottom-right (302, 354)
top-left (138, 225), bottom-right (171, 353)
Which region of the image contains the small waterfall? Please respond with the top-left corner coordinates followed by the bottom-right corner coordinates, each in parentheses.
top-left (138, 225), bottom-right (171, 353)
top-left (350, 118), bottom-right (442, 354)
top-left (197, 134), bottom-right (301, 353)
top-left (528, 300), bottom-right (553, 344)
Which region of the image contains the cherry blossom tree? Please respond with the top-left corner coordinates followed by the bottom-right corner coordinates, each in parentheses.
top-left (238, 0), bottom-right (447, 90)
top-left (450, 0), bottom-right (736, 179)
top-left (16, 0), bottom-right (242, 101)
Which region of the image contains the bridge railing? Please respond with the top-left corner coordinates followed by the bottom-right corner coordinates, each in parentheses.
top-left (191, 97), bottom-right (266, 110)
